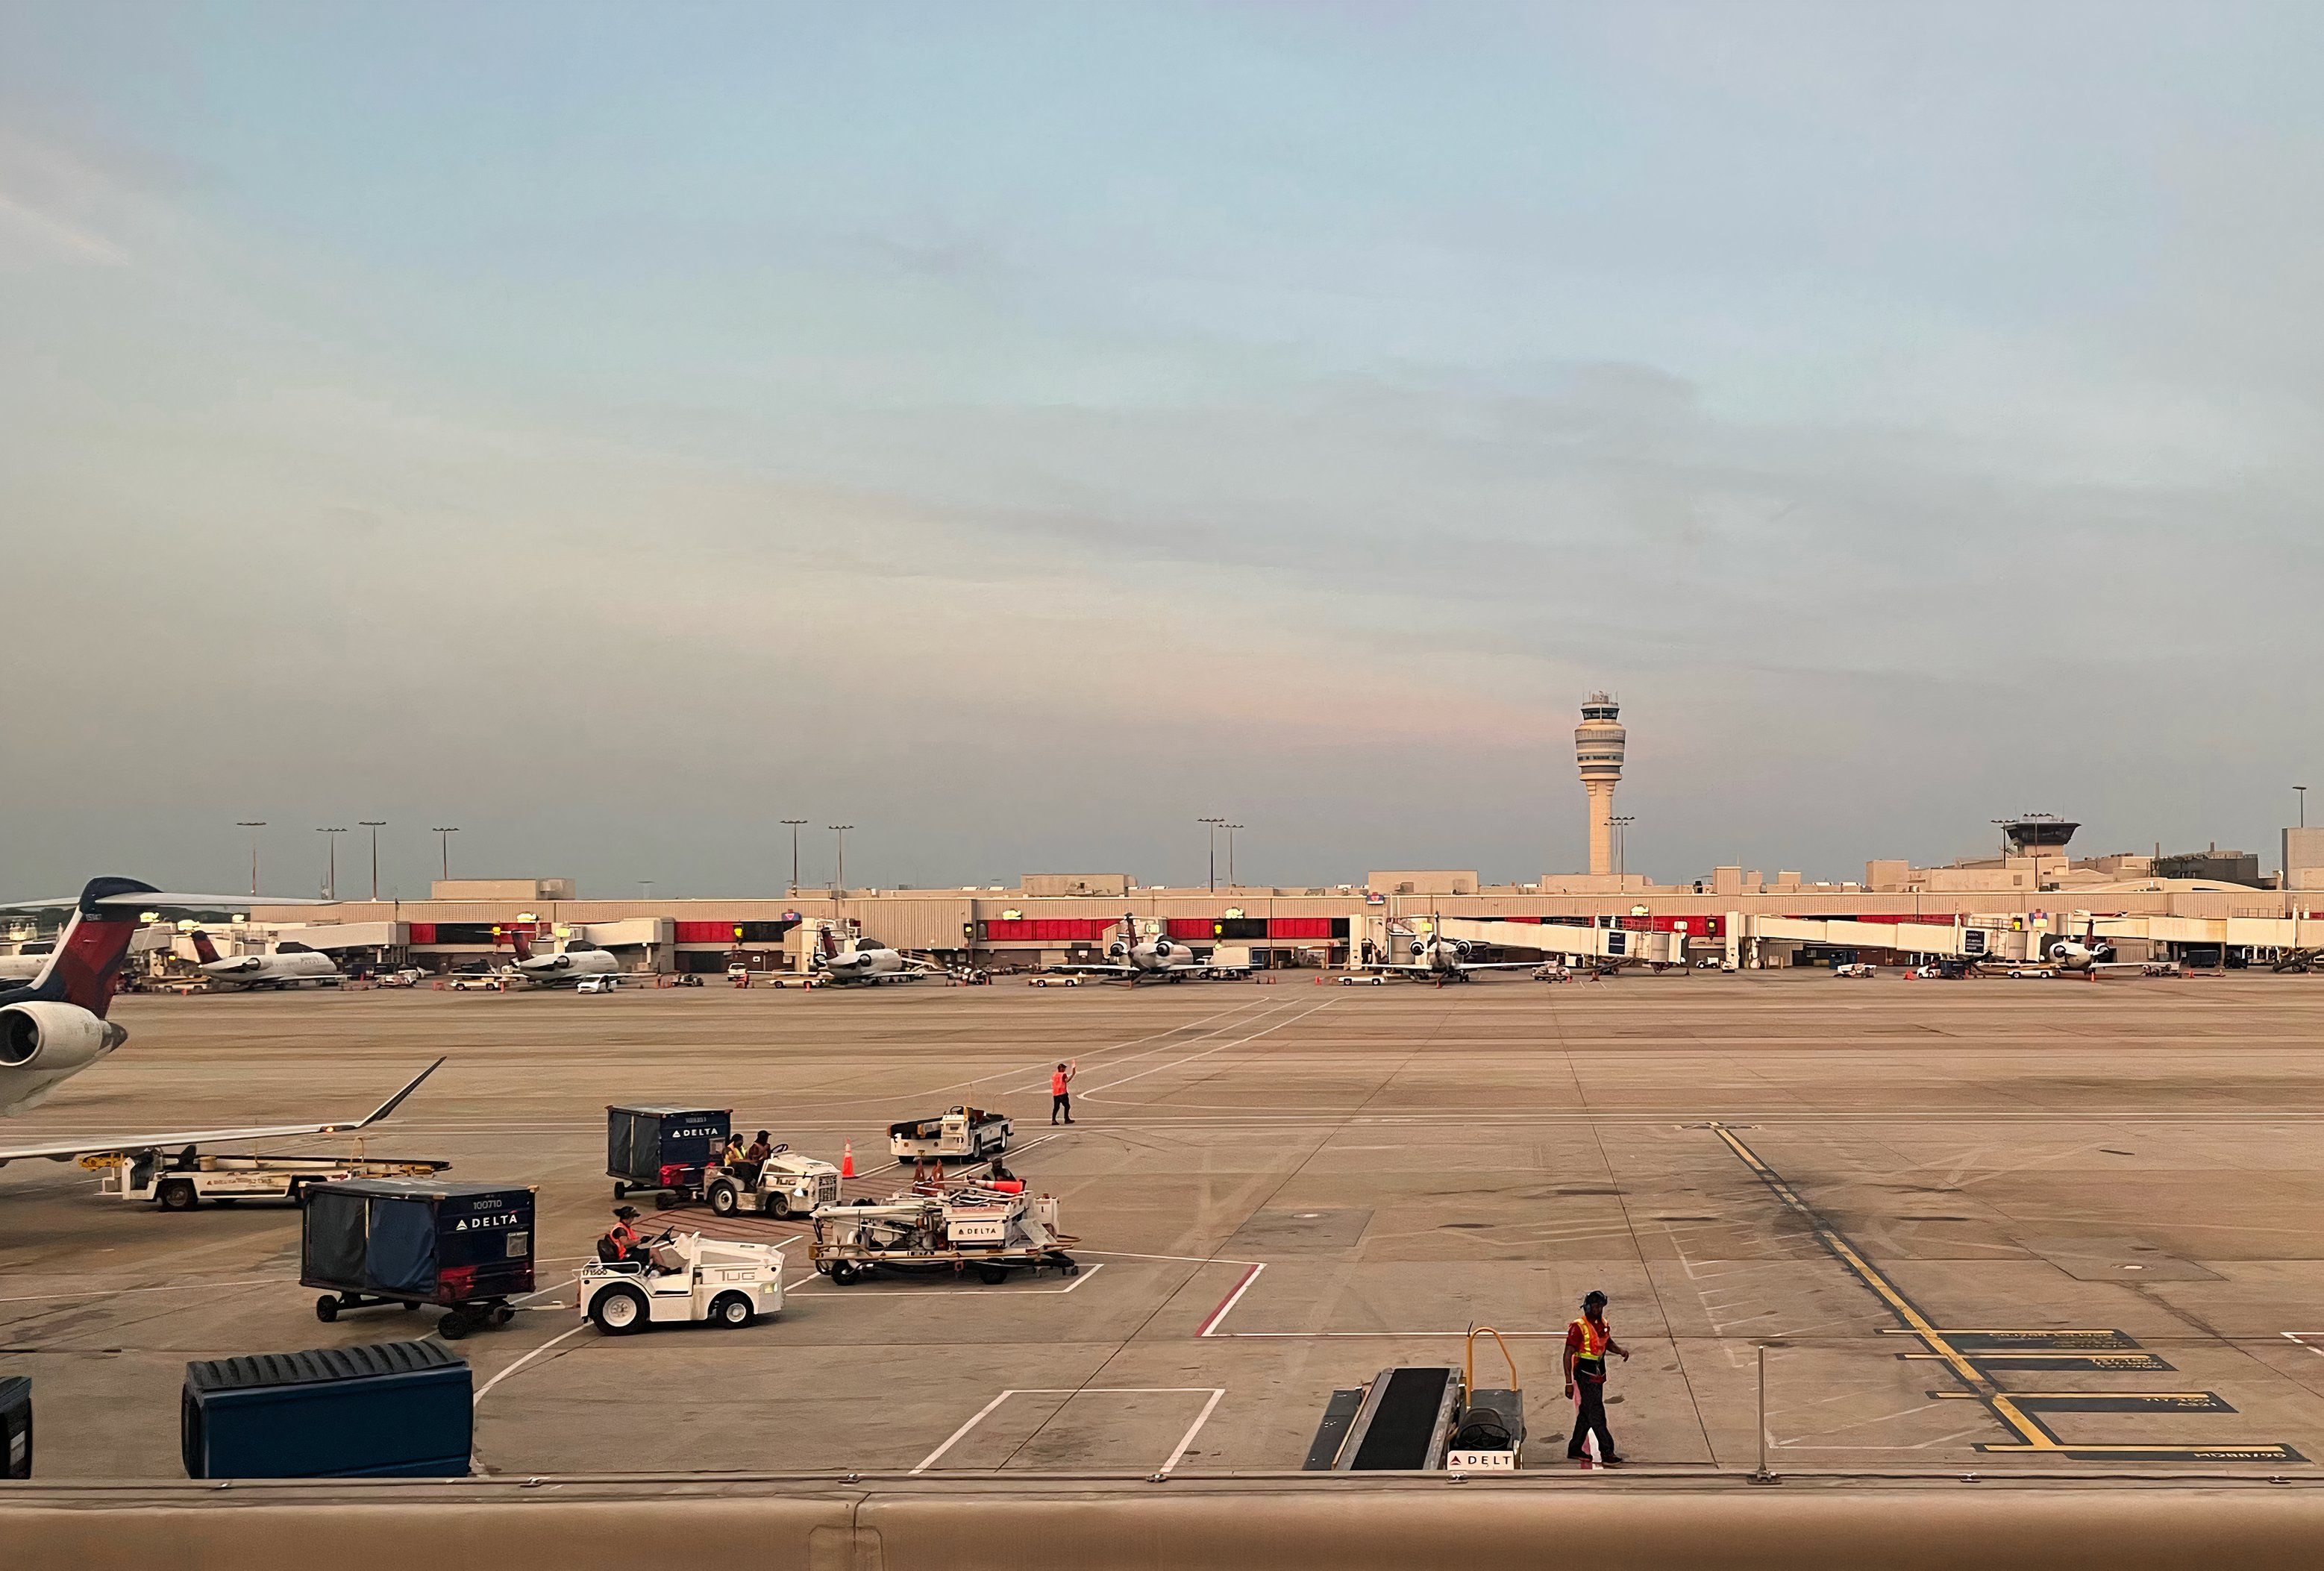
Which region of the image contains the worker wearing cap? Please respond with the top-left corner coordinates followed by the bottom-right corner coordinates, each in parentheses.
top-left (604, 1205), bottom-right (644, 1264)
top-left (1050, 1061), bottom-right (1077, 1125)
top-left (1562, 1289), bottom-right (1630, 1463)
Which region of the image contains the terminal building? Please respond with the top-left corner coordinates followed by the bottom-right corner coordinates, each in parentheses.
top-left (25, 700), bottom-right (2310, 981)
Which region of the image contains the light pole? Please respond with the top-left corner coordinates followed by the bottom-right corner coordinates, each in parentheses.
top-left (2299, 786), bottom-right (2309, 829)
top-left (237, 822), bottom-right (266, 897)
top-left (829, 825), bottom-right (854, 892)
top-left (432, 827), bottom-right (459, 881)
top-left (782, 819), bottom-right (807, 895)
top-left (1610, 815), bottom-right (1635, 882)
top-left (639, 879), bottom-right (654, 903)
top-left (359, 821), bottom-right (386, 900)
top-left (1225, 824), bottom-right (1244, 888)
top-left (317, 827), bottom-right (346, 900)
top-left (1199, 817), bottom-right (1224, 891)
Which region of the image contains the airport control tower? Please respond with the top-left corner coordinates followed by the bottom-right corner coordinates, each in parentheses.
top-left (1575, 692), bottom-right (1625, 877)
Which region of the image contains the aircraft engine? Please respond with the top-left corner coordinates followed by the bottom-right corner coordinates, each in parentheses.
top-left (0, 1002), bottom-right (128, 1071)
top-left (1410, 938), bottom-right (1429, 956)
top-left (1447, 938), bottom-right (1474, 958)
top-left (1106, 941), bottom-right (1131, 960)
top-left (1153, 940), bottom-right (1175, 959)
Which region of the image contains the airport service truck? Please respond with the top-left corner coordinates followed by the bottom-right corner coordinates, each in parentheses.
top-left (889, 1106), bottom-right (1012, 1165)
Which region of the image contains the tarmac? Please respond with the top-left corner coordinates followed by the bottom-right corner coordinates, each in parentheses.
top-left (7, 968), bottom-right (2324, 1481)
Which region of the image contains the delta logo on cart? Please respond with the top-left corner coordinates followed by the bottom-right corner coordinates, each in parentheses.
top-left (451, 1212), bottom-right (523, 1232)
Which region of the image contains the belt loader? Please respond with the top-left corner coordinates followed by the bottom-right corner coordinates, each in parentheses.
top-left (1304, 1330), bottom-right (1526, 1473)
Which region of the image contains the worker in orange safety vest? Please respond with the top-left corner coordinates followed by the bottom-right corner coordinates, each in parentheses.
top-left (1562, 1288), bottom-right (1631, 1462)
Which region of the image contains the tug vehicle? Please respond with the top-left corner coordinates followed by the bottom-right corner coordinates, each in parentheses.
top-left (705, 1144), bottom-right (842, 1219)
top-left (580, 1229), bottom-right (786, 1333)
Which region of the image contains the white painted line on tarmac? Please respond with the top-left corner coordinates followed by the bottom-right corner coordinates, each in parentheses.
top-left (790, 1264), bottom-right (1102, 1298)
top-left (1162, 1388), bottom-right (1228, 1474)
top-left (473, 1322), bottom-right (590, 1408)
top-left (0, 1276), bottom-right (277, 1307)
top-left (911, 1390), bottom-right (1015, 1473)
top-left (1197, 1263), bottom-right (1265, 1337)
top-left (1082, 1003), bottom-right (1335, 1099)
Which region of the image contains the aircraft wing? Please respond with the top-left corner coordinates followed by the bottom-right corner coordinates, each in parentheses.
top-left (1050, 964), bottom-right (1139, 976)
top-left (1455, 962), bottom-right (1547, 972)
top-left (0, 1058), bottom-right (443, 1167)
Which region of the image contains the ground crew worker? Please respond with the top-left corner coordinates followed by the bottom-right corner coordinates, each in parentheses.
top-left (718, 1134), bottom-right (745, 1171)
top-left (604, 1205), bottom-right (644, 1264)
top-left (741, 1129), bottom-right (772, 1182)
top-left (1050, 1060), bottom-right (1077, 1125)
top-left (1562, 1288), bottom-right (1630, 1463)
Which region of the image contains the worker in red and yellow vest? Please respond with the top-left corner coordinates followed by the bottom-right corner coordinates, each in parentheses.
top-left (1050, 1060), bottom-right (1077, 1126)
top-left (1562, 1288), bottom-right (1630, 1463)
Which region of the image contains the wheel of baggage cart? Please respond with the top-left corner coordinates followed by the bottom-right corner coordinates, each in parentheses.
top-left (314, 1294), bottom-right (339, 1323)
top-left (709, 1183), bottom-right (738, 1217)
top-left (492, 1305), bottom-right (516, 1326)
top-left (613, 1182), bottom-right (628, 1200)
top-left (827, 1261), bottom-right (859, 1286)
top-left (977, 1263), bottom-right (1010, 1285)
top-left (439, 1311), bottom-right (472, 1340)
top-left (591, 1285), bottom-right (648, 1333)
top-left (159, 1179), bottom-right (197, 1212)
top-left (710, 1292), bottom-right (755, 1329)
top-left (653, 1191), bottom-right (677, 1210)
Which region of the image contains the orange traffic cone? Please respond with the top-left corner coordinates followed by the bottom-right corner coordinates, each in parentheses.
top-left (840, 1141), bottom-right (855, 1179)
top-left (932, 1158), bottom-right (945, 1186)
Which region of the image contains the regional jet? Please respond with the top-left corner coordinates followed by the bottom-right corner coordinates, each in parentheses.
top-left (503, 927), bottom-right (620, 988)
top-left (811, 923), bottom-right (933, 985)
top-left (1047, 912), bottom-right (1250, 984)
top-left (189, 928), bottom-right (341, 990)
top-left (0, 877), bottom-right (442, 1166)
top-left (1359, 920), bottom-right (1540, 983)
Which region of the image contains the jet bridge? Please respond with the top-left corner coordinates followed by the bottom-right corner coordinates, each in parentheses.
top-left (1428, 918), bottom-right (1684, 966)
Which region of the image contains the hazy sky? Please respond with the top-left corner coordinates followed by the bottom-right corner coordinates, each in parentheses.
top-left (4, 3), bottom-right (2320, 898)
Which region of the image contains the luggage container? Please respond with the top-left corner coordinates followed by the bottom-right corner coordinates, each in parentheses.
top-left (0, 1376), bottom-right (28, 1479)
top-left (607, 1104), bottom-right (731, 1205)
top-left (301, 1179), bottom-right (535, 1338)
top-left (182, 1340), bottom-right (471, 1479)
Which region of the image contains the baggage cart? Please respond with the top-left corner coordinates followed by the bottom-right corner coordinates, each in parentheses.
top-left (87, 1150), bottom-right (448, 1211)
top-left (809, 1184), bottom-right (1077, 1286)
top-left (607, 1104), bottom-right (731, 1205)
top-left (301, 1179), bottom-right (535, 1339)
top-left (182, 1340), bottom-right (470, 1479)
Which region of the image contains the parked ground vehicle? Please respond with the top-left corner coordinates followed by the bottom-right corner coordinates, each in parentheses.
top-left (579, 1229), bottom-right (784, 1333)
top-left (889, 1107), bottom-right (1011, 1165)
top-left (809, 1185), bottom-right (1077, 1285)
top-left (706, 1144), bottom-right (840, 1218)
top-left (301, 1179), bottom-right (536, 1339)
top-left (90, 1150), bottom-right (448, 1210)
top-left (576, 975), bottom-right (618, 993)
top-left (447, 974), bottom-right (504, 991)
top-left (1338, 973), bottom-right (1388, 986)
top-left (1027, 975), bottom-right (1081, 988)
top-left (1834, 963), bottom-right (1876, 979)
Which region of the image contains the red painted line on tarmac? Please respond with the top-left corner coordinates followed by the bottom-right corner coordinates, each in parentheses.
top-left (1197, 1262), bottom-right (1265, 1338)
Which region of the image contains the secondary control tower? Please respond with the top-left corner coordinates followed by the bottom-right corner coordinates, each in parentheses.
top-left (1575, 692), bottom-right (1625, 877)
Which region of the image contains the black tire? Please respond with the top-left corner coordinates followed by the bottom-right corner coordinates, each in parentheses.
top-left (314, 1294), bottom-right (339, 1323)
top-left (710, 1293), bottom-right (755, 1329)
top-left (159, 1179), bottom-right (197, 1212)
top-left (768, 1192), bottom-right (791, 1220)
top-left (977, 1263), bottom-right (1009, 1285)
top-left (438, 1311), bottom-right (471, 1340)
top-left (828, 1261), bottom-right (859, 1286)
top-left (709, 1183), bottom-right (739, 1217)
top-left (492, 1305), bottom-right (516, 1326)
top-left (613, 1182), bottom-right (629, 1200)
top-left (590, 1285), bottom-right (648, 1335)
top-left (652, 1191), bottom-right (677, 1211)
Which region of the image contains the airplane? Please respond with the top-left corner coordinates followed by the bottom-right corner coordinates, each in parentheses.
top-left (1360, 918), bottom-right (1541, 984)
top-left (811, 923), bottom-right (933, 985)
top-left (1047, 912), bottom-right (1250, 985)
top-left (503, 926), bottom-right (619, 988)
top-left (188, 928), bottom-right (340, 990)
top-left (0, 878), bottom-right (442, 1167)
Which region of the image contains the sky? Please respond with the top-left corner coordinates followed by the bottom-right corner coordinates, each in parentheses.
top-left (2, 1), bottom-right (2320, 899)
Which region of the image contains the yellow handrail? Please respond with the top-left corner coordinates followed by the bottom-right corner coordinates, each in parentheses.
top-left (1465, 1323), bottom-right (1520, 1393)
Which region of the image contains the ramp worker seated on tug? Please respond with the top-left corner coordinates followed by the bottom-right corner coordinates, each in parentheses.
top-left (1562, 1288), bottom-right (1631, 1464)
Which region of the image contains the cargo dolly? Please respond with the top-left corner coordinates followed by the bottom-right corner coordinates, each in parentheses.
top-left (809, 1184), bottom-right (1078, 1286)
top-left (301, 1179), bottom-right (537, 1340)
top-left (87, 1150), bottom-right (448, 1211)
top-left (607, 1104), bottom-right (732, 1208)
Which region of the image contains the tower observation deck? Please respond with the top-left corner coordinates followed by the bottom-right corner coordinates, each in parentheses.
top-left (1575, 692), bottom-right (1626, 877)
